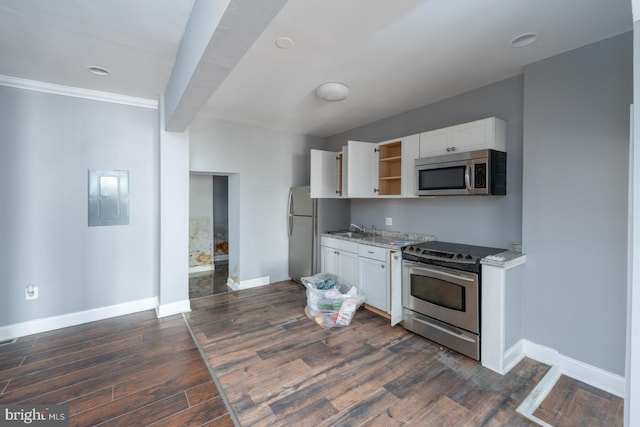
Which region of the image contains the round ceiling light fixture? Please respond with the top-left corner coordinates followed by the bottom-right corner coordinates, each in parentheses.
top-left (87, 65), bottom-right (111, 76)
top-left (275, 37), bottom-right (294, 49)
top-left (316, 82), bottom-right (350, 101)
top-left (509, 32), bottom-right (540, 48)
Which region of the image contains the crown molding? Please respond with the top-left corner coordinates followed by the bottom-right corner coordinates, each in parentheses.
top-left (0, 75), bottom-right (158, 109)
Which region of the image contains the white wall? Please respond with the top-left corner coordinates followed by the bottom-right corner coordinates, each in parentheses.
top-left (189, 116), bottom-right (325, 284)
top-left (0, 86), bottom-right (159, 327)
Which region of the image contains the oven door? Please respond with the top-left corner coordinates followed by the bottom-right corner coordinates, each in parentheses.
top-left (402, 260), bottom-right (479, 334)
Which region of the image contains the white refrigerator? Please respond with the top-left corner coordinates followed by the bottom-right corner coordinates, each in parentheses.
top-left (288, 186), bottom-right (349, 281)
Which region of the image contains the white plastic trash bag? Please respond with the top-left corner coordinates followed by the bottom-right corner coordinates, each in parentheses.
top-left (301, 273), bottom-right (365, 327)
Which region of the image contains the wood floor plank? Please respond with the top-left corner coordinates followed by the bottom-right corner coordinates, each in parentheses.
top-left (186, 380), bottom-right (220, 406)
top-left (65, 386), bottom-right (114, 416)
top-left (72, 392), bottom-right (190, 427)
top-left (147, 395), bottom-right (229, 427)
top-left (534, 374), bottom-right (623, 426)
top-left (0, 335), bottom-right (143, 383)
top-left (69, 362), bottom-right (211, 425)
top-left (0, 311), bottom-right (231, 426)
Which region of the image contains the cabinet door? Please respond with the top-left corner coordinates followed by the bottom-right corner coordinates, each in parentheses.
top-left (320, 245), bottom-right (339, 276)
top-left (401, 134), bottom-right (419, 197)
top-left (340, 250), bottom-right (359, 288)
top-left (448, 117), bottom-right (506, 153)
top-left (346, 140), bottom-right (376, 197)
top-left (359, 256), bottom-right (389, 312)
top-left (310, 149), bottom-right (341, 198)
top-left (448, 119), bottom-right (489, 152)
top-left (390, 251), bottom-right (402, 325)
top-left (419, 128), bottom-right (449, 157)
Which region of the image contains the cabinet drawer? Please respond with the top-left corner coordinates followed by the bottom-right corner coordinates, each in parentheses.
top-left (358, 244), bottom-right (388, 261)
top-left (321, 236), bottom-right (358, 253)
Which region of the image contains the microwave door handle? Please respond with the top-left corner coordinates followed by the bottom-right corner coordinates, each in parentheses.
top-left (465, 164), bottom-right (471, 191)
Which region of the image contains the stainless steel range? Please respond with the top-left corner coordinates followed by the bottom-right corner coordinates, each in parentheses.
top-left (401, 241), bottom-right (505, 361)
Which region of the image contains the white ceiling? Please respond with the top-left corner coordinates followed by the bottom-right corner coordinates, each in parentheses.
top-left (0, 0), bottom-right (633, 137)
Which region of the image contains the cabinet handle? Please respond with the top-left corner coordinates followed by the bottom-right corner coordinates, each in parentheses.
top-left (451, 146), bottom-right (457, 151)
top-left (374, 188), bottom-right (379, 193)
top-left (381, 265), bottom-right (385, 269)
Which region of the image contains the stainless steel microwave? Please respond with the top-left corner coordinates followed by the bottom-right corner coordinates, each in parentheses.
top-left (415, 149), bottom-right (506, 196)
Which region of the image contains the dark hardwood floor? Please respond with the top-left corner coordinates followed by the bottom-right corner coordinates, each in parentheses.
top-left (0, 279), bottom-right (624, 426)
top-left (0, 310), bottom-right (233, 426)
top-left (534, 374), bottom-right (624, 426)
top-left (187, 280), bottom-right (548, 426)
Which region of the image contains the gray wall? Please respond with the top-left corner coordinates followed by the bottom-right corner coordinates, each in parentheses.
top-left (522, 33), bottom-right (632, 375)
top-left (326, 76), bottom-right (524, 248)
top-left (0, 86), bottom-right (159, 326)
top-left (325, 32), bottom-right (632, 375)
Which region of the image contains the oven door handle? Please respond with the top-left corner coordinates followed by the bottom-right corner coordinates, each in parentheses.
top-left (411, 316), bottom-right (476, 343)
top-left (403, 261), bottom-right (475, 282)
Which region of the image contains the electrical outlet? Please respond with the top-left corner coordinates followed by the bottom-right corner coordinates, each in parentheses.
top-left (26, 285), bottom-right (38, 300)
top-left (385, 217), bottom-right (392, 226)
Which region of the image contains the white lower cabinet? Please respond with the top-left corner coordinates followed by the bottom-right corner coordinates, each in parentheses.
top-left (320, 237), bottom-right (358, 287)
top-left (358, 245), bottom-right (389, 312)
top-left (320, 237), bottom-right (403, 325)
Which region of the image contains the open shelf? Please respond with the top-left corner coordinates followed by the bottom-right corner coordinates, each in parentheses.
top-left (378, 141), bottom-right (402, 195)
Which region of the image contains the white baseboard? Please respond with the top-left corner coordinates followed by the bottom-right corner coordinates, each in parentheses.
top-left (521, 339), bottom-right (625, 398)
top-left (189, 265), bottom-right (214, 274)
top-left (156, 299), bottom-right (192, 318)
top-left (516, 365), bottom-right (561, 427)
top-left (227, 275), bottom-right (270, 291)
top-left (502, 340), bottom-right (526, 374)
top-left (0, 297), bottom-right (158, 341)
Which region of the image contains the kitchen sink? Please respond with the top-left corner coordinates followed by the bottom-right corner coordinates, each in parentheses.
top-left (329, 231), bottom-right (375, 238)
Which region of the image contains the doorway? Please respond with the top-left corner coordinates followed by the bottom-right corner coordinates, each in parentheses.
top-left (188, 173), bottom-right (230, 298)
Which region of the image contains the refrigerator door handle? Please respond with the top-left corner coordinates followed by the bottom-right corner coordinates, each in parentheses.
top-left (287, 189), bottom-right (294, 237)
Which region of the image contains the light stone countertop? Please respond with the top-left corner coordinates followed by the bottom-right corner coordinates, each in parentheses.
top-left (480, 250), bottom-right (526, 269)
top-left (321, 230), bottom-right (435, 250)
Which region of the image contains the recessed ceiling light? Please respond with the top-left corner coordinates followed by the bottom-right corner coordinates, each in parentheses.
top-left (87, 65), bottom-right (111, 76)
top-left (509, 32), bottom-right (540, 48)
top-left (316, 82), bottom-right (350, 102)
top-left (275, 37), bottom-right (294, 49)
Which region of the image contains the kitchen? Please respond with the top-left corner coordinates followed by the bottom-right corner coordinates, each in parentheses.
top-left (0, 0), bottom-right (638, 425)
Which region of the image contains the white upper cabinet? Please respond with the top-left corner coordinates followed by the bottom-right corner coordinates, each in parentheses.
top-left (419, 117), bottom-right (506, 158)
top-left (345, 140), bottom-right (376, 197)
top-left (310, 149), bottom-right (343, 198)
top-left (310, 117), bottom-right (505, 199)
top-left (417, 128), bottom-right (449, 158)
top-left (400, 134), bottom-right (419, 197)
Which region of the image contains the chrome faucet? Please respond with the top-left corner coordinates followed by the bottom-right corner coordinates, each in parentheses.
top-left (350, 223), bottom-right (366, 233)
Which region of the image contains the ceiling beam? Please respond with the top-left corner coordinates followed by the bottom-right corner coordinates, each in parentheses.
top-left (164, 0), bottom-right (288, 132)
